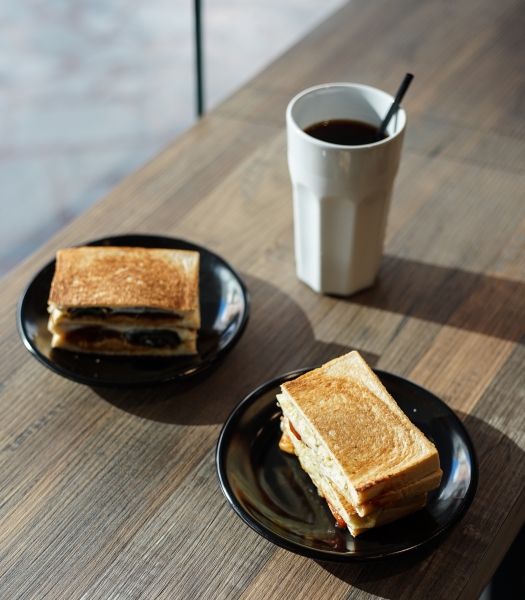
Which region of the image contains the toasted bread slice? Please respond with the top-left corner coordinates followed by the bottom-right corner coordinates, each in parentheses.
top-left (280, 416), bottom-right (440, 517)
top-left (278, 351), bottom-right (441, 507)
top-left (280, 420), bottom-right (428, 536)
top-left (353, 469), bottom-right (440, 516)
top-left (48, 246), bottom-right (200, 328)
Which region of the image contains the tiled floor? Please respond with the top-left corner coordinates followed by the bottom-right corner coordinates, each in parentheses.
top-left (0, 0), bottom-right (346, 277)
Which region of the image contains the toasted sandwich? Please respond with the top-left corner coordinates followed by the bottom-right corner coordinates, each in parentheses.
top-left (277, 351), bottom-right (442, 536)
top-left (47, 246), bottom-right (200, 355)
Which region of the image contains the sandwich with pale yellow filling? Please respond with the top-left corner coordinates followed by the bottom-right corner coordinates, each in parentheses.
top-left (277, 351), bottom-right (442, 536)
top-left (47, 246), bottom-right (200, 356)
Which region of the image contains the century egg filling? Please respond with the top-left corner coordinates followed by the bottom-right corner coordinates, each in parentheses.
top-left (66, 307), bottom-right (182, 320)
top-left (64, 327), bottom-right (182, 348)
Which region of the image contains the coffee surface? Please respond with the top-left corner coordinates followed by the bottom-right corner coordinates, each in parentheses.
top-left (304, 119), bottom-right (387, 146)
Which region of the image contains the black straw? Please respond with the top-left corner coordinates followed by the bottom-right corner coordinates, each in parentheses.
top-left (376, 73), bottom-right (414, 140)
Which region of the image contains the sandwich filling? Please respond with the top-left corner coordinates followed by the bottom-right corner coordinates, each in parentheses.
top-left (61, 307), bottom-right (184, 321)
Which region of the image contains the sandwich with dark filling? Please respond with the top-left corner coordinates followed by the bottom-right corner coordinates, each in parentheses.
top-left (277, 351), bottom-right (442, 536)
top-left (47, 246), bottom-right (200, 355)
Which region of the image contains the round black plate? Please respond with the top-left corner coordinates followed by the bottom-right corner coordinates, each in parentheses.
top-left (216, 368), bottom-right (478, 562)
top-left (18, 234), bottom-right (250, 387)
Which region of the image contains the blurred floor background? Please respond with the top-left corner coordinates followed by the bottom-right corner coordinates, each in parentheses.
top-left (0, 0), bottom-right (345, 277)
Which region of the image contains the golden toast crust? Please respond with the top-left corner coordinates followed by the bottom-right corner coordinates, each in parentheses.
top-left (281, 351), bottom-right (441, 503)
top-left (48, 247), bottom-right (199, 311)
top-left (280, 417), bottom-right (428, 536)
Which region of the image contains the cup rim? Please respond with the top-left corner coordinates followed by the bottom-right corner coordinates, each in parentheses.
top-left (286, 82), bottom-right (406, 150)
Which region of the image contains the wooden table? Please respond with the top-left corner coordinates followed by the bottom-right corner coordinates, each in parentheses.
top-left (2, 0), bottom-right (525, 597)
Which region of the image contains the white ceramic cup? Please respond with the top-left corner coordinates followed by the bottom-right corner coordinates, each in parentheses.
top-left (286, 83), bottom-right (406, 296)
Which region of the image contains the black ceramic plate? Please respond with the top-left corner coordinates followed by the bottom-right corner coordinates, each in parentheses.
top-left (216, 368), bottom-right (478, 562)
top-left (18, 234), bottom-right (250, 387)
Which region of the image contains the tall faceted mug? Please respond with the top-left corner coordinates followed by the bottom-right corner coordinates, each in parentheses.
top-left (286, 83), bottom-right (406, 296)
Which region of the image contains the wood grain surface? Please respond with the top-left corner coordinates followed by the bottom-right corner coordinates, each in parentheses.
top-left (1, 0), bottom-right (525, 598)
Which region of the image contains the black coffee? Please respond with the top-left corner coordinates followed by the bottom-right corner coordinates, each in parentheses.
top-left (303, 119), bottom-right (386, 146)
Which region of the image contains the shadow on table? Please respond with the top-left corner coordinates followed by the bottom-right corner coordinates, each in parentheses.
top-left (347, 255), bottom-right (525, 343)
top-left (316, 413), bottom-right (525, 600)
top-left (92, 254), bottom-right (525, 425)
top-left (93, 274), bottom-right (371, 425)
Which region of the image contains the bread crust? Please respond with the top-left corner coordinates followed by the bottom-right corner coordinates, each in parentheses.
top-left (280, 415), bottom-right (439, 516)
top-left (280, 351), bottom-right (442, 505)
top-left (280, 417), bottom-right (428, 536)
top-left (48, 247), bottom-right (200, 314)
